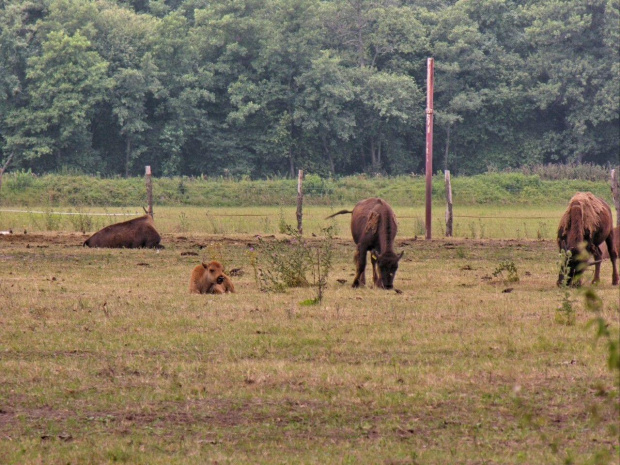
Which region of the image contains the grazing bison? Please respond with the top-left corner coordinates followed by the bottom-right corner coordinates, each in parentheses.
top-left (189, 260), bottom-right (235, 294)
top-left (327, 197), bottom-right (403, 289)
top-left (84, 215), bottom-right (162, 249)
top-left (557, 192), bottom-right (618, 286)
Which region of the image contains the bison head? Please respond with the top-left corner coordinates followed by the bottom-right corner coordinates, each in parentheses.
top-left (372, 250), bottom-right (404, 290)
top-left (557, 242), bottom-right (590, 287)
top-left (202, 261), bottom-right (225, 287)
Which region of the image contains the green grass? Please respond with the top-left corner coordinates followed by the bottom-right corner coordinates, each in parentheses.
top-left (0, 204), bottom-right (609, 241)
top-left (0, 173), bottom-right (618, 463)
top-left (0, 227), bottom-right (618, 463)
top-left (0, 172), bottom-right (614, 207)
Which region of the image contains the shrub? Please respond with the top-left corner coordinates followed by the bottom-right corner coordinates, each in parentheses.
top-left (493, 260), bottom-right (519, 283)
top-left (251, 226), bottom-right (335, 303)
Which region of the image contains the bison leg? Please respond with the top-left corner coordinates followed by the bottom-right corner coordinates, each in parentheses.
top-left (370, 250), bottom-right (382, 288)
top-left (209, 284), bottom-right (226, 294)
top-left (352, 247), bottom-right (367, 288)
top-left (605, 234), bottom-right (619, 285)
top-left (592, 260), bottom-right (601, 285)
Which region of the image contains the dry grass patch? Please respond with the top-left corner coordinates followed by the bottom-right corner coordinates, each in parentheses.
top-left (0, 232), bottom-right (618, 464)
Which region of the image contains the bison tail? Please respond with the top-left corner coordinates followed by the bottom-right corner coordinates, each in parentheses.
top-left (325, 209), bottom-right (353, 220)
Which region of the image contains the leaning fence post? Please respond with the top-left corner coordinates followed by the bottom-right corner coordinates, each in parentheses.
top-left (296, 169), bottom-right (304, 234)
top-left (611, 168), bottom-right (619, 228)
top-left (445, 170), bottom-right (453, 237)
top-left (145, 166), bottom-right (153, 218)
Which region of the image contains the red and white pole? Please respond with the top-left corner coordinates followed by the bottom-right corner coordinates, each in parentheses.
top-left (425, 58), bottom-right (434, 240)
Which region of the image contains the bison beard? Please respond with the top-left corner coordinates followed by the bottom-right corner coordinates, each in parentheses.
top-left (327, 197), bottom-right (403, 290)
top-left (83, 215), bottom-right (162, 249)
top-left (557, 192), bottom-right (618, 286)
top-left (189, 260), bottom-right (235, 294)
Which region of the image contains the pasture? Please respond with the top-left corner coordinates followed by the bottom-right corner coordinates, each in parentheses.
top-left (0, 206), bottom-right (618, 464)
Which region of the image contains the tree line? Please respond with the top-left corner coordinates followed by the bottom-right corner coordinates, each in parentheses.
top-left (0, 0), bottom-right (618, 178)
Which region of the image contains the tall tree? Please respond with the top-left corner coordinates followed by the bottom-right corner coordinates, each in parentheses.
top-left (295, 51), bottom-right (356, 176)
top-left (522, 0), bottom-right (619, 165)
top-left (4, 29), bottom-right (110, 171)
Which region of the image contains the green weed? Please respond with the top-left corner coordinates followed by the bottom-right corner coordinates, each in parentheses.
top-left (492, 260), bottom-right (520, 283)
top-left (252, 225), bottom-right (334, 302)
top-left (68, 209), bottom-right (93, 233)
top-left (177, 211), bottom-right (189, 233)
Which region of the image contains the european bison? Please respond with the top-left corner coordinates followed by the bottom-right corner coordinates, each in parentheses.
top-left (557, 192), bottom-right (618, 286)
top-left (327, 197), bottom-right (403, 289)
top-left (189, 260), bottom-right (235, 294)
top-left (83, 215), bottom-right (162, 249)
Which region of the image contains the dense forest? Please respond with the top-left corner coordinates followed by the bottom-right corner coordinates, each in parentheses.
top-left (0, 0), bottom-right (618, 178)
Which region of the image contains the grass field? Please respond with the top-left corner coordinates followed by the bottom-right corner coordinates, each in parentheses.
top-left (0, 212), bottom-right (618, 463)
top-left (0, 204), bottom-right (596, 241)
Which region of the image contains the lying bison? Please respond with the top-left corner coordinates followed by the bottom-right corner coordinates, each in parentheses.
top-left (84, 215), bottom-right (162, 249)
top-left (327, 197), bottom-right (403, 289)
top-left (557, 192), bottom-right (618, 286)
top-left (189, 260), bottom-right (235, 294)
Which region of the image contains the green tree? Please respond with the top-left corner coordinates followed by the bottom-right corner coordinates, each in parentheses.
top-left (4, 29), bottom-right (110, 171)
top-left (0, 0), bottom-right (45, 168)
top-left (522, 0), bottom-right (619, 165)
top-left (429, 0), bottom-right (532, 174)
top-left (295, 51), bottom-right (356, 175)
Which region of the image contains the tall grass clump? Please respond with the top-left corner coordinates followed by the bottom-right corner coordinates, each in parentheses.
top-left (68, 208), bottom-right (94, 233)
top-left (517, 163), bottom-right (614, 182)
top-left (250, 226), bottom-right (335, 303)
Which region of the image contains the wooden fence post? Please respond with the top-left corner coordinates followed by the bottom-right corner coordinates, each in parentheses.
top-left (145, 166), bottom-right (153, 218)
top-left (296, 169), bottom-right (304, 234)
top-left (425, 57), bottom-right (435, 241)
top-left (0, 153), bottom-right (14, 197)
top-left (445, 170), bottom-right (453, 237)
top-left (611, 168), bottom-right (619, 228)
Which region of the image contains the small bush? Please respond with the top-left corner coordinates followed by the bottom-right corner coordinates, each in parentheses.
top-left (177, 212), bottom-right (190, 233)
top-left (251, 226), bottom-right (335, 303)
top-left (493, 260), bottom-right (519, 283)
top-left (43, 209), bottom-right (62, 231)
top-left (8, 169), bottom-right (35, 191)
top-left (69, 210), bottom-right (93, 233)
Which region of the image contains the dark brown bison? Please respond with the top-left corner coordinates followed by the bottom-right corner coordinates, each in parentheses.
top-left (557, 192), bottom-right (618, 286)
top-left (189, 260), bottom-right (235, 294)
top-left (327, 197), bottom-right (403, 289)
top-left (83, 215), bottom-right (162, 249)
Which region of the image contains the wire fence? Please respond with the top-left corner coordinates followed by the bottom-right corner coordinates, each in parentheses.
top-left (0, 209), bottom-right (140, 216)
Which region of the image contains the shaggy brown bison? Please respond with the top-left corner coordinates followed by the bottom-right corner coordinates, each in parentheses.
top-left (83, 215), bottom-right (162, 249)
top-left (557, 192), bottom-right (618, 286)
top-left (189, 260), bottom-right (235, 294)
top-left (327, 197), bottom-right (403, 289)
